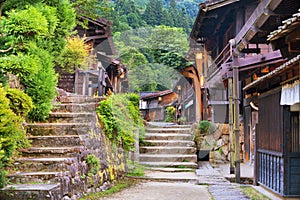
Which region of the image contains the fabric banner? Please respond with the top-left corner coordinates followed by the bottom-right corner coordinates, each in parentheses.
top-left (280, 80), bottom-right (300, 105)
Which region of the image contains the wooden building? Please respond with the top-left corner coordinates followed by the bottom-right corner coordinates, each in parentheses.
top-left (139, 90), bottom-right (178, 122)
top-left (58, 17), bottom-right (128, 96)
top-left (244, 10), bottom-right (300, 197)
top-left (173, 76), bottom-right (197, 123)
top-left (190, 0), bottom-right (299, 167)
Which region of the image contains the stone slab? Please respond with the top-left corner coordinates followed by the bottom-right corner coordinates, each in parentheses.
top-left (2, 184), bottom-right (59, 191)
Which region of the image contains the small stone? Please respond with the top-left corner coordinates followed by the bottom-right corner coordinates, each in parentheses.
top-left (71, 195), bottom-right (77, 200)
top-left (96, 188), bottom-right (101, 192)
top-left (221, 135), bottom-right (229, 143)
top-left (62, 196), bottom-right (71, 200)
top-left (215, 139), bottom-right (225, 149)
top-left (222, 145), bottom-right (229, 156)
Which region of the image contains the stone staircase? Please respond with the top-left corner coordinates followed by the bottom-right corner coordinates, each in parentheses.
top-left (0, 94), bottom-right (113, 199)
top-left (140, 123), bottom-right (198, 171)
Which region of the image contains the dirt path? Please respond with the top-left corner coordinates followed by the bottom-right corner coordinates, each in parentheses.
top-left (100, 181), bottom-right (211, 200)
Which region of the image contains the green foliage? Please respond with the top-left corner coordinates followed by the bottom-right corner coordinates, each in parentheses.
top-left (97, 93), bottom-right (144, 151)
top-left (165, 106), bottom-right (176, 122)
top-left (0, 72), bottom-right (8, 87)
top-left (0, 168), bottom-right (8, 188)
top-left (114, 26), bottom-right (189, 92)
top-left (0, 2), bottom-right (76, 122)
top-left (58, 36), bottom-right (90, 72)
top-left (143, 0), bottom-right (163, 26)
top-left (0, 86), bottom-right (30, 188)
top-left (5, 88), bottom-right (34, 118)
top-left (86, 154), bottom-right (100, 175)
top-left (22, 47), bottom-right (58, 122)
top-left (198, 120), bottom-right (211, 135)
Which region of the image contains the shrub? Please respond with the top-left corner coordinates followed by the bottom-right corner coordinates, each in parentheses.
top-left (86, 154), bottom-right (100, 175)
top-left (0, 86), bottom-right (30, 188)
top-left (97, 93), bottom-right (144, 151)
top-left (165, 106), bottom-right (176, 122)
top-left (58, 36), bottom-right (90, 73)
top-left (5, 88), bottom-right (34, 118)
top-left (22, 47), bottom-right (58, 122)
top-left (198, 120), bottom-right (211, 135)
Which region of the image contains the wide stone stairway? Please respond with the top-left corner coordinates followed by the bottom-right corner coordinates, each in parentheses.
top-left (0, 94), bottom-right (101, 199)
top-left (140, 123), bottom-right (197, 171)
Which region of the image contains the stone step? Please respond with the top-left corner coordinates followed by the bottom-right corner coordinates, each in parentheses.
top-left (140, 161), bottom-right (198, 168)
top-left (28, 135), bottom-right (83, 147)
top-left (26, 123), bottom-right (92, 136)
top-left (0, 183), bottom-right (61, 200)
top-left (8, 172), bottom-right (63, 184)
top-left (48, 112), bottom-right (96, 123)
top-left (57, 96), bottom-right (103, 104)
top-left (140, 146), bottom-right (196, 154)
top-left (14, 157), bottom-right (77, 172)
top-left (146, 122), bottom-right (192, 129)
top-left (140, 154), bottom-right (197, 162)
top-left (143, 140), bottom-right (195, 147)
top-left (146, 128), bottom-right (191, 134)
top-left (142, 171), bottom-right (198, 183)
top-left (145, 133), bottom-right (193, 141)
top-left (20, 146), bottom-right (82, 158)
top-left (146, 167), bottom-right (195, 172)
top-left (52, 102), bottom-right (98, 113)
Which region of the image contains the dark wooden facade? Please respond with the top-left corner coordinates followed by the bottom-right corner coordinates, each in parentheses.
top-left (140, 90), bottom-right (178, 122)
top-left (190, 0), bottom-right (299, 167)
top-left (243, 8), bottom-right (300, 195)
top-left (190, 0), bottom-right (300, 194)
top-left (174, 76), bottom-right (196, 123)
top-left (245, 56), bottom-right (300, 196)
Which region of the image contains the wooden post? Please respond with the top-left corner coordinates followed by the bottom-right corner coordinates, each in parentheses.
top-left (203, 48), bottom-right (208, 120)
top-left (233, 63), bottom-right (240, 183)
top-left (98, 66), bottom-right (103, 96)
top-left (195, 51), bottom-right (203, 122)
top-left (181, 67), bottom-right (201, 122)
top-left (228, 77), bottom-right (235, 174)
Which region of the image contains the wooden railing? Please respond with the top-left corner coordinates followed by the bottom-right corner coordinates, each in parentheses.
top-left (75, 66), bottom-right (106, 96)
top-left (207, 43), bottom-right (231, 79)
top-left (257, 149), bottom-right (284, 195)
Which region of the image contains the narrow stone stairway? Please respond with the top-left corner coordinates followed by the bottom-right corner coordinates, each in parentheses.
top-left (140, 122), bottom-right (198, 171)
top-left (0, 94), bottom-right (101, 199)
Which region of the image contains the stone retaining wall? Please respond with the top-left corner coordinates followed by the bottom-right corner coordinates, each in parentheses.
top-left (193, 123), bottom-right (244, 164)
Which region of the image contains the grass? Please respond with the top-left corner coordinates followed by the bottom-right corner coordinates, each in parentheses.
top-left (80, 159), bottom-right (145, 199)
top-left (80, 178), bottom-right (140, 200)
top-left (241, 186), bottom-right (271, 200)
top-left (126, 159), bottom-right (145, 177)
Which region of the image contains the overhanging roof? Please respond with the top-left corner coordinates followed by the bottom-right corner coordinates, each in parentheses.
top-left (267, 9), bottom-right (300, 41)
top-left (190, 0), bottom-right (240, 42)
top-left (141, 90), bottom-right (174, 100)
top-left (243, 54), bottom-right (300, 90)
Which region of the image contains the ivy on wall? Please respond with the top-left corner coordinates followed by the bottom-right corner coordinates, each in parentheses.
top-left (96, 93), bottom-right (144, 151)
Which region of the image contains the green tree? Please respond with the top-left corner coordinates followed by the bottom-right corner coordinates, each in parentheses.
top-left (143, 0), bottom-right (163, 26)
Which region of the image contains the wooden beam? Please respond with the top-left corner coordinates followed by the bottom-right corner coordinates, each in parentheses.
top-left (234, 0), bottom-right (283, 54)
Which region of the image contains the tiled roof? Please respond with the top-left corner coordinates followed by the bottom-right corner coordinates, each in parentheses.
top-left (243, 54), bottom-right (300, 90)
top-left (140, 90), bottom-right (174, 100)
top-left (267, 9), bottom-right (300, 41)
